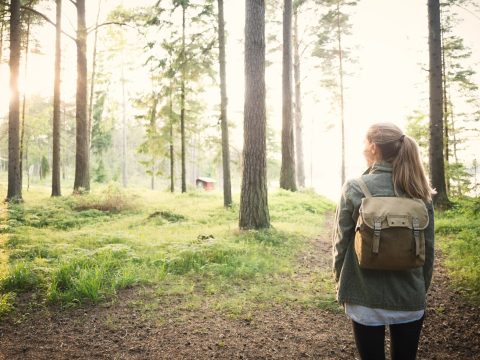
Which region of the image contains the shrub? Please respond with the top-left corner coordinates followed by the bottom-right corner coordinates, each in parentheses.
top-left (73, 183), bottom-right (137, 213)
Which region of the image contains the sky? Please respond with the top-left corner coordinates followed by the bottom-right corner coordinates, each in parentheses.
top-left (0, 0), bottom-right (479, 200)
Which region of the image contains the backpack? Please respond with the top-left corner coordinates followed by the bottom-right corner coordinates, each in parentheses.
top-left (354, 178), bottom-right (429, 271)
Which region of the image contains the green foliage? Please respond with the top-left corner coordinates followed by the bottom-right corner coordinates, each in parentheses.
top-left (446, 162), bottom-right (472, 196)
top-left (311, 0), bottom-right (358, 95)
top-left (0, 293), bottom-right (15, 319)
top-left (0, 262), bottom-right (42, 293)
top-left (405, 110), bottom-right (429, 153)
top-left (436, 197), bottom-right (480, 302)
top-left (6, 201), bottom-right (113, 231)
top-left (39, 155), bottom-right (49, 179)
top-left (91, 91), bottom-right (113, 157)
top-left (0, 188), bottom-right (336, 315)
top-left (147, 210), bottom-right (187, 224)
top-left (94, 158), bottom-right (108, 183)
top-left (73, 183), bottom-right (137, 213)
top-left (47, 246), bottom-right (139, 303)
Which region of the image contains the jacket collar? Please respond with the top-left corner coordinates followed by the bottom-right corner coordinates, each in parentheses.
top-left (363, 161), bottom-right (393, 175)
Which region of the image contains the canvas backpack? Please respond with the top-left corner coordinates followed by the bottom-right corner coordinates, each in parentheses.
top-left (354, 178), bottom-right (429, 271)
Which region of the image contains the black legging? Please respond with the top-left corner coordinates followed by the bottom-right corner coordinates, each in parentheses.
top-left (352, 315), bottom-right (425, 360)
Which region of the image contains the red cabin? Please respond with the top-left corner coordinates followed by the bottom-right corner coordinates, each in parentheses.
top-left (196, 177), bottom-right (216, 191)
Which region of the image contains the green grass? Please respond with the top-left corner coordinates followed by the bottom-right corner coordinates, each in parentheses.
top-left (0, 185), bottom-right (336, 318)
top-left (436, 197), bottom-right (480, 303)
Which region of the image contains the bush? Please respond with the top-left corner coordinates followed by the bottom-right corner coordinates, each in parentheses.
top-left (47, 246), bottom-right (139, 304)
top-left (73, 183), bottom-right (137, 213)
top-left (437, 197), bottom-right (480, 303)
top-left (0, 262), bottom-right (43, 293)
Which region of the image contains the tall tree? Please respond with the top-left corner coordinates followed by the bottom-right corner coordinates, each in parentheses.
top-left (312, 0), bottom-right (356, 186)
top-left (280, 0), bottom-right (297, 191)
top-left (180, 2), bottom-right (187, 193)
top-left (336, 0), bottom-right (346, 186)
top-left (121, 54), bottom-right (128, 187)
top-left (293, 0), bottom-right (305, 188)
top-left (0, 9), bottom-right (5, 64)
top-left (440, 0), bottom-right (480, 196)
top-left (7, 0), bottom-right (22, 202)
top-left (52, 0), bottom-right (62, 196)
top-left (19, 12), bottom-right (31, 189)
top-left (217, 0), bottom-right (232, 207)
top-left (428, 0), bottom-right (449, 207)
top-left (73, 0), bottom-right (90, 192)
top-left (88, 0), bottom-right (102, 146)
top-left (169, 83), bottom-right (175, 193)
top-left (239, 0), bottom-right (270, 229)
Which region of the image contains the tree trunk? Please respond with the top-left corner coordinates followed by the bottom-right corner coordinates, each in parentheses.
top-left (26, 138), bottom-right (29, 191)
top-left (217, 0), bottom-right (232, 207)
top-left (89, 0), bottom-right (102, 148)
top-left (293, 7), bottom-right (305, 188)
top-left (428, 0), bottom-right (449, 208)
top-left (7, 0), bottom-right (22, 202)
top-left (0, 17), bottom-right (4, 63)
top-left (121, 56), bottom-right (128, 187)
top-left (337, 1), bottom-right (346, 186)
top-left (150, 95), bottom-right (158, 191)
top-left (74, 0), bottom-right (90, 192)
top-left (52, 0), bottom-right (62, 197)
top-left (180, 4), bottom-right (187, 193)
top-left (239, 0), bottom-right (270, 229)
top-left (440, 21), bottom-right (450, 194)
top-left (280, 0), bottom-right (297, 191)
top-left (20, 13), bottom-right (31, 190)
top-left (169, 82), bottom-right (175, 193)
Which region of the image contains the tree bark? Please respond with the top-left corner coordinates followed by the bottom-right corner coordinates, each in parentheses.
top-left (337, 0), bottom-right (346, 186)
top-left (239, 0), bottom-right (270, 229)
top-left (121, 56), bottom-right (128, 187)
top-left (293, 6), bottom-right (305, 188)
top-left (440, 19), bottom-right (450, 194)
top-left (180, 4), bottom-right (187, 193)
top-left (7, 0), bottom-right (22, 202)
top-left (428, 0), bottom-right (449, 208)
top-left (74, 0), bottom-right (90, 192)
top-left (52, 0), bottom-right (62, 197)
top-left (169, 82), bottom-right (175, 193)
top-left (20, 13), bottom-right (31, 190)
top-left (280, 0), bottom-right (297, 191)
top-left (149, 95), bottom-right (158, 190)
top-left (217, 0), bottom-right (232, 207)
top-left (88, 0), bottom-right (102, 149)
top-left (0, 16), bottom-right (4, 64)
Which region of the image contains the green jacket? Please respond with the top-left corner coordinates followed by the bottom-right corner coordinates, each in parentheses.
top-left (332, 162), bottom-right (435, 311)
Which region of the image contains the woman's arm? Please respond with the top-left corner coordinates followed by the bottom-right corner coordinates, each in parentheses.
top-left (332, 181), bottom-right (356, 283)
top-left (423, 204), bottom-right (435, 292)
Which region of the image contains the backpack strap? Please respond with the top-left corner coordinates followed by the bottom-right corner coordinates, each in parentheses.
top-left (356, 178), bottom-right (372, 198)
top-left (357, 178), bottom-right (381, 253)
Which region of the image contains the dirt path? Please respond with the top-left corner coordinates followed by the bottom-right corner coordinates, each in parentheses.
top-left (0, 217), bottom-right (479, 359)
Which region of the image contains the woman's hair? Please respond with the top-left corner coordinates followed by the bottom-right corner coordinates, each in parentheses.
top-left (366, 122), bottom-right (433, 202)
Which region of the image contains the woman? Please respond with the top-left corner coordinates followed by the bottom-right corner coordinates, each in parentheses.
top-left (333, 123), bottom-right (435, 360)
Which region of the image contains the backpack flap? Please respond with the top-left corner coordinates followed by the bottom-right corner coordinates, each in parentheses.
top-left (359, 197), bottom-right (429, 230)
top-left (355, 196), bottom-right (429, 270)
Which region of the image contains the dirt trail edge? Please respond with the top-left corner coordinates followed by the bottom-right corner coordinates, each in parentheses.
top-left (0, 213), bottom-right (479, 359)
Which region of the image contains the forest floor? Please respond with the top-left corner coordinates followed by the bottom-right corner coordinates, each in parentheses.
top-left (0, 212), bottom-right (479, 360)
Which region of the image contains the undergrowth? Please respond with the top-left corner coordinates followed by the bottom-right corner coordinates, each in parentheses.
top-left (0, 186), bottom-right (335, 318)
top-left (436, 197), bottom-right (480, 303)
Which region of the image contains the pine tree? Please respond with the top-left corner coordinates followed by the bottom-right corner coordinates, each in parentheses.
top-left (280, 0), bottom-right (297, 191)
top-left (428, 0), bottom-right (449, 207)
top-left (7, 0), bottom-right (22, 202)
top-left (240, 0), bottom-right (270, 230)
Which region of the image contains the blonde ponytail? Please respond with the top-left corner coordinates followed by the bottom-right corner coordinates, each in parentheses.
top-left (367, 123), bottom-right (433, 202)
